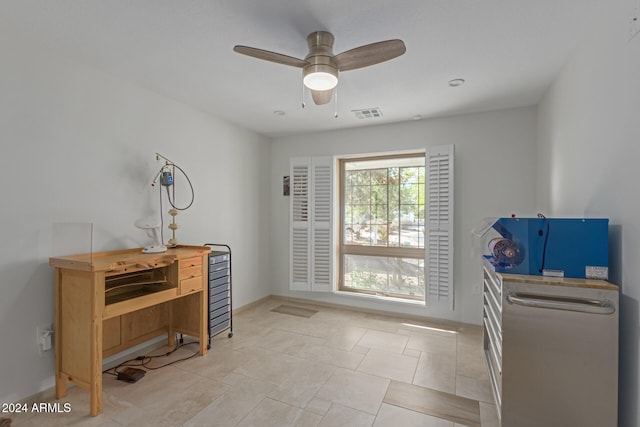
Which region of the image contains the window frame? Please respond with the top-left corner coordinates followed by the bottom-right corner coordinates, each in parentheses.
top-left (338, 152), bottom-right (426, 301)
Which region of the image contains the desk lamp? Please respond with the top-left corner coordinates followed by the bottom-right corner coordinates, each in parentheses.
top-left (135, 217), bottom-right (167, 253)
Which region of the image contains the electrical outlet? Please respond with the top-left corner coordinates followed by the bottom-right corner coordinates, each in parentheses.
top-left (630, 7), bottom-right (640, 41)
top-left (37, 323), bottom-right (53, 355)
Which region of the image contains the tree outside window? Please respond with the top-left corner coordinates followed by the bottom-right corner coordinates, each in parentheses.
top-left (340, 154), bottom-right (425, 300)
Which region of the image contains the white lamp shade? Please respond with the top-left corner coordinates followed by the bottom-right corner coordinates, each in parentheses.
top-left (135, 216), bottom-right (161, 229)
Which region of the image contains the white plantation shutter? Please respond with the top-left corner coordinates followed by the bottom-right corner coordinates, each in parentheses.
top-left (311, 158), bottom-right (333, 291)
top-left (290, 158), bottom-right (311, 291)
top-left (425, 145), bottom-right (454, 309)
top-left (290, 157), bottom-right (333, 292)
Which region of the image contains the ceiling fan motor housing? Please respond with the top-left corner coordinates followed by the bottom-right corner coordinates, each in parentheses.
top-left (303, 31), bottom-right (338, 90)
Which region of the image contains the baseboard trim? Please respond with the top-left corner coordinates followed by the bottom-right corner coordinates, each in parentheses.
top-left (231, 295), bottom-right (273, 315)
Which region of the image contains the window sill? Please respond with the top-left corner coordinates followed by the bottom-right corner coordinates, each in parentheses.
top-left (334, 290), bottom-right (425, 307)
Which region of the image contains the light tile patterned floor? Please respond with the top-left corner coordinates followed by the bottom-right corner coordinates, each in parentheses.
top-left (7, 297), bottom-right (500, 426)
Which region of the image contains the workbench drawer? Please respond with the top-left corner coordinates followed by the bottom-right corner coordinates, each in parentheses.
top-left (180, 256), bottom-right (203, 278)
top-left (181, 266), bottom-right (201, 280)
top-left (180, 276), bottom-right (203, 294)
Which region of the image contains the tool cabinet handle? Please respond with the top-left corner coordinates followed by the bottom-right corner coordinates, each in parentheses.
top-left (506, 293), bottom-right (615, 315)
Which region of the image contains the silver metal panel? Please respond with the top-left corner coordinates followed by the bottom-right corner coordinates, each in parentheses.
top-left (500, 280), bottom-right (618, 427)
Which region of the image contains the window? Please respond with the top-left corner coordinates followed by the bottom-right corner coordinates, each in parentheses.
top-left (339, 154), bottom-right (426, 300)
top-left (289, 145), bottom-right (454, 308)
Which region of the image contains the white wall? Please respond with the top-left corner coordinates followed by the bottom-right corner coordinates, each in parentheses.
top-left (270, 107), bottom-right (538, 325)
top-left (0, 33), bottom-right (271, 403)
top-left (537, 1), bottom-right (640, 425)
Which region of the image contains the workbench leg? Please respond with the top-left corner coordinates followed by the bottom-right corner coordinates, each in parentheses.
top-left (200, 291), bottom-right (208, 355)
top-left (89, 356), bottom-right (102, 415)
top-left (54, 272), bottom-right (67, 399)
top-left (90, 273), bottom-right (104, 416)
top-left (89, 383), bottom-right (102, 416)
top-left (55, 376), bottom-right (67, 399)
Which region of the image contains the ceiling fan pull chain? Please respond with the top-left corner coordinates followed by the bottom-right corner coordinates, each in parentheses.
top-left (334, 86), bottom-right (338, 118)
top-left (301, 82), bottom-right (306, 108)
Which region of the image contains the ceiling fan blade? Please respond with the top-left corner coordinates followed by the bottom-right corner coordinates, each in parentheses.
top-left (311, 89), bottom-right (333, 105)
top-left (233, 45), bottom-right (308, 68)
top-left (334, 39), bottom-right (406, 72)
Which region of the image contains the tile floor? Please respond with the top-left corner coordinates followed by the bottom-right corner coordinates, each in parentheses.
top-left (8, 297), bottom-right (500, 426)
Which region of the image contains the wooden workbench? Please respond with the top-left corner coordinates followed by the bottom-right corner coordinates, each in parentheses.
top-left (49, 245), bottom-right (211, 416)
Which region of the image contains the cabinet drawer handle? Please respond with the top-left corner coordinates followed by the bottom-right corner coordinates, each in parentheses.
top-left (507, 293), bottom-right (615, 315)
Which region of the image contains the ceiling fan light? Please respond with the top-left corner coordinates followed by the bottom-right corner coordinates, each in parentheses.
top-left (303, 71), bottom-right (338, 91)
top-left (303, 62), bottom-right (338, 91)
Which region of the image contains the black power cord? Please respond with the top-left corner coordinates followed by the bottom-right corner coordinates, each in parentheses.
top-left (153, 161), bottom-right (195, 246)
top-left (160, 163), bottom-right (195, 211)
top-left (539, 219), bottom-right (550, 273)
top-left (103, 336), bottom-right (200, 378)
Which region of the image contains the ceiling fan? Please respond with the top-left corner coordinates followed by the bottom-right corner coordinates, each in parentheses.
top-left (233, 31), bottom-right (406, 106)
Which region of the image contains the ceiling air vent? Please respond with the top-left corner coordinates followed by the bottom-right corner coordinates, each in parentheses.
top-left (352, 108), bottom-right (383, 120)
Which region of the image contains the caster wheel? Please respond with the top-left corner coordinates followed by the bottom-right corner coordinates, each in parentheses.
top-left (228, 332), bottom-right (234, 338)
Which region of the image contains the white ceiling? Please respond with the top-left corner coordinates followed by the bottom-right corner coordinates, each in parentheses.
top-left (0, 0), bottom-right (605, 137)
